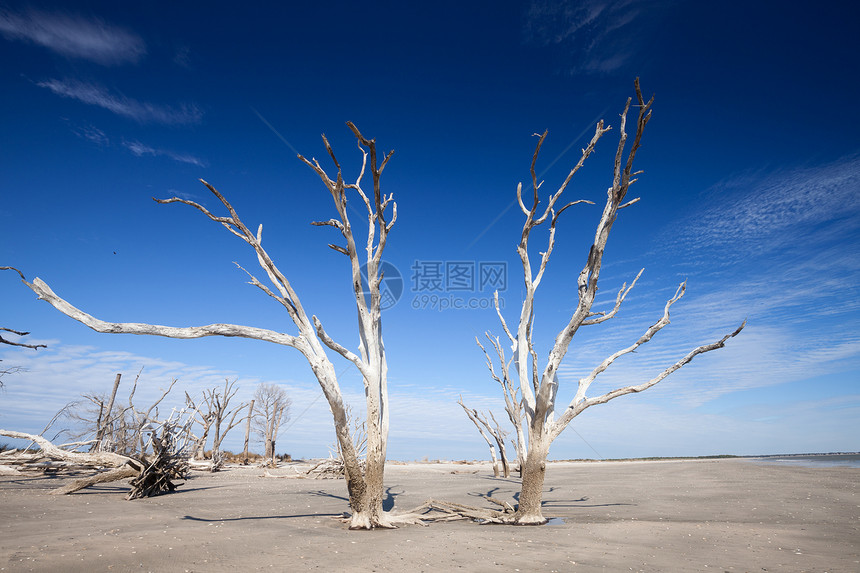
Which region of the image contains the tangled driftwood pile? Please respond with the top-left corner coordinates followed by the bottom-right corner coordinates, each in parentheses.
top-left (1, 415), bottom-right (191, 499)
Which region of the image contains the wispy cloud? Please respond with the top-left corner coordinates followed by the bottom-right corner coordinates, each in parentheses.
top-left (523, 0), bottom-right (660, 73)
top-left (0, 8), bottom-right (145, 65)
top-left (38, 79), bottom-right (203, 125)
top-left (67, 121), bottom-right (109, 146)
top-left (671, 154), bottom-right (860, 261)
top-left (550, 154), bottom-right (860, 409)
top-left (123, 140), bottom-right (206, 167)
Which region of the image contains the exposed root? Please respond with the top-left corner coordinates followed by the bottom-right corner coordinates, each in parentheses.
top-left (337, 498), bottom-right (524, 527)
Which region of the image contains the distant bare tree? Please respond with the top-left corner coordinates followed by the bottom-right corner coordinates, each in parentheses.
top-left (252, 382), bottom-right (290, 465)
top-left (458, 397), bottom-right (510, 478)
top-left (62, 371), bottom-right (177, 458)
top-left (186, 379), bottom-right (246, 466)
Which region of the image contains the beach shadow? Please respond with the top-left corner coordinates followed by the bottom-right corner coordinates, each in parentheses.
top-left (303, 485), bottom-right (401, 511)
top-left (182, 513), bottom-right (343, 523)
top-left (305, 489), bottom-right (349, 503)
top-left (383, 486), bottom-right (402, 511)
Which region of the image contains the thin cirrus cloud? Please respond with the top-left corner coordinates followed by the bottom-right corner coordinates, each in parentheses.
top-left (37, 78), bottom-right (203, 125)
top-left (522, 0), bottom-right (653, 73)
top-left (669, 154), bottom-right (860, 261)
top-left (0, 7), bottom-right (145, 65)
top-left (123, 140), bottom-right (206, 167)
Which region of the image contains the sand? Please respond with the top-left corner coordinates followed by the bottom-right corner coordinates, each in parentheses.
top-left (1, 459), bottom-right (857, 572)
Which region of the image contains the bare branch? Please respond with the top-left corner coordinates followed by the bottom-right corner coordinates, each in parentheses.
top-left (22, 277), bottom-right (304, 349)
top-left (582, 268), bottom-right (644, 326)
top-left (552, 319), bottom-right (746, 440)
top-left (313, 316), bottom-right (372, 382)
top-left (1, 266), bottom-right (26, 280)
top-left (571, 281), bottom-right (687, 410)
top-left (0, 329), bottom-right (47, 350)
top-left (310, 219), bottom-right (345, 231)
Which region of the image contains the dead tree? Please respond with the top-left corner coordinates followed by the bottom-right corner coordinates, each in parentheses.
top-left (457, 397), bottom-right (510, 477)
top-left (475, 334), bottom-right (525, 472)
top-left (13, 123), bottom-right (400, 528)
top-left (186, 379), bottom-right (245, 466)
top-left (207, 379), bottom-right (245, 462)
top-left (446, 80), bottom-right (744, 525)
top-left (251, 382), bottom-right (290, 466)
top-left (126, 410), bottom-right (193, 499)
top-left (92, 373), bottom-right (122, 451)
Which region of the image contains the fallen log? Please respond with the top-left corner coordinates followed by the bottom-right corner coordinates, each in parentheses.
top-left (0, 429), bottom-right (133, 468)
top-left (51, 466), bottom-right (139, 495)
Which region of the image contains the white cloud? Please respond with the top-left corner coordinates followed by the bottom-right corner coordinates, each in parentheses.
top-left (123, 139), bottom-right (206, 167)
top-left (38, 79), bottom-right (203, 125)
top-left (0, 8), bottom-right (145, 65)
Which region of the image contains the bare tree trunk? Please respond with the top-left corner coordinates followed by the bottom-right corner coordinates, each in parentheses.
top-left (514, 438), bottom-right (550, 524)
top-left (497, 435), bottom-right (510, 478)
top-left (242, 399), bottom-right (254, 464)
top-left (92, 373), bottom-right (122, 452)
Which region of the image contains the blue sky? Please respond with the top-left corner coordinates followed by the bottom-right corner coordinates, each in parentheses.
top-left (1, 1), bottom-right (858, 460)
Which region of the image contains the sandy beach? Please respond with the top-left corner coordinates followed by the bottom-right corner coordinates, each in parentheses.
top-left (1, 459), bottom-right (857, 572)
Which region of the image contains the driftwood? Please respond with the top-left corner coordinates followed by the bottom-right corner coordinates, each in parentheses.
top-left (0, 429), bottom-right (134, 468)
top-left (52, 466), bottom-right (140, 495)
top-left (1, 414), bottom-right (191, 499)
top-left (126, 415), bottom-right (190, 499)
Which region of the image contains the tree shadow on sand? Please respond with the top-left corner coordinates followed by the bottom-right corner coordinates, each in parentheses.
top-left (467, 485), bottom-right (633, 511)
top-left (304, 485), bottom-right (401, 511)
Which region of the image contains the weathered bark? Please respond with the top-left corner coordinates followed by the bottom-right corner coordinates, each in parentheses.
top-left (514, 440), bottom-right (550, 524)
